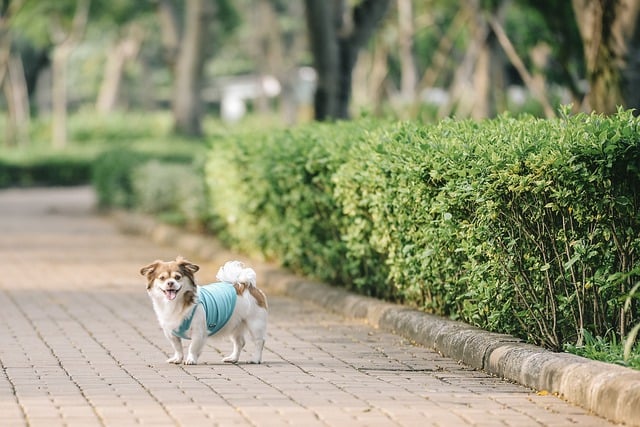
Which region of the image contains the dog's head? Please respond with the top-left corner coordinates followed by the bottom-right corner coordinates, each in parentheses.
top-left (140, 256), bottom-right (199, 303)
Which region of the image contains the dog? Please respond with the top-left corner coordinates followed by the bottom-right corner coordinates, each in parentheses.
top-left (140, 257), bottom-right (268, 365)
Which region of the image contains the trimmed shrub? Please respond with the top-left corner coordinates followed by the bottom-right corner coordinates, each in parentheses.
top-left (206, 122), bottom-right (379, 290)
top-left (92, 148), bottom-right (148, 209)
top-left (0, 156), bottom-right (92, 188)
top-left (92, 145), bottom-right (207, 228)
top-left (204, 111), bottom-right (640, 350)
top-left (131, 159), bottom-right (208, 228)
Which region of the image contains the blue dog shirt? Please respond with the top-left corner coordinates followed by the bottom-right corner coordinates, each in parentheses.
top-left (173, 282), bottom-right (238, 339)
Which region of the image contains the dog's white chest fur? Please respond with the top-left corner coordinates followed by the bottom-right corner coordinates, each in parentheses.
top-left (150, 294), bottom-right (192, 333)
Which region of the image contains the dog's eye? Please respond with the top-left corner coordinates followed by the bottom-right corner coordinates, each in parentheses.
top-left (173, 273), bottom-right (182, 280)
top-left (158, 274), bottom-right (167, 280)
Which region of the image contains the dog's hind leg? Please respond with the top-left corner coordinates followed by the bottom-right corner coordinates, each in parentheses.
top-left (246, 315), bottom-right (267, 364)
top-left (222, 329), bottom-right (245, 363)
top-left (249, 336), bottom-right (265, 364)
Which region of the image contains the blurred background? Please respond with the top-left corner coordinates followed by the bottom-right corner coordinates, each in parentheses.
top-left (0, 0), bottom-right (638, 146)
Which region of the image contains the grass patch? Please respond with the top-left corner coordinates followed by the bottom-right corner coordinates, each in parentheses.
top-left (564, 330), bottom-right (640, 369)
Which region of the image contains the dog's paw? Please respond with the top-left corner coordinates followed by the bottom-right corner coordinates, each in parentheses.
top-left (184, 356), bottom-right (198, 365)
top-left (247, 359), bottom-right (262, 364)
top-left (222, 355), bottom-right (239, 363)
top-left (167, 355), bottom-right (183, 364)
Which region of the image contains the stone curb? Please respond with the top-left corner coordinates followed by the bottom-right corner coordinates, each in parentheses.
top-left (113, 211), bottom-right (640, 426)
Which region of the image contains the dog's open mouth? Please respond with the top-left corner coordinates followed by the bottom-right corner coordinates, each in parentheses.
top-left (163, 289), bottom-right (178, 300)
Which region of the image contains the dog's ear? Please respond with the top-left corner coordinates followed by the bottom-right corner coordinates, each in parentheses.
top-left (176, 256), bottom-right (200, 275)
top-left (140, 260), bottom-right (162, 277)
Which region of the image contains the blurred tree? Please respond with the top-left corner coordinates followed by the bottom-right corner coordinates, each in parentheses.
top-left (437, 0), bottom-right (558, 119)
top-left (304, 0), bottom-right (391, 120)
top-left (519, 0), bottom-right (585, 109)
top-left (247, 0), bottom-right (306, 124)
top-left (93, 1), bottom-right (152, 113)
top-left (0, 0), bottom-right (29, 146)
top-left (487, 7), bottom-right (556, 118)
top-left (437, 0), bottom-right (506, 118)
top-left (95, 23), bottom-right (144, 113)
top-left (11, 0), bottom-right (90, 148)
top-left (397, 0), bottom-right (417, 104)
top-left (157, 0), bottom-right (212, 137)
top-left (0, 0), bottom-right (14, 88)
top-left (156, 0), bottom-right (238, 137)
top-left (572, 0), bottom-right (640, 113)
top-left (49, 0), bottom-right (89, 149)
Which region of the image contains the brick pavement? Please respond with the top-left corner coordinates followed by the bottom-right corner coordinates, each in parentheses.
top-left (0, 187), bottom-right (618, 426)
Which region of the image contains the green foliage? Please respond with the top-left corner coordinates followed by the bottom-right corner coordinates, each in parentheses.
top-left (0, 116), bottom-right (100, 188)
top-left (92, 148), bottom-right (147, 208)
top-left (92, 145), bottom-right (202, 212)
top-left (205, 121), bottom-right (382, 291)
top-left (0, 111), bottom-right (188, 189)
top-left (76, 111), bottom-right (208, 223)
top-left (131, 159), bottom-right (208, 228)
top-left (0, 154), bottom-right (93, 188)
top-left (565, 329), bottom-right (640, 370)
top-left (203, 111), bottom-right (640, 351)
top-left (624, 280), bottom-right (640, 362)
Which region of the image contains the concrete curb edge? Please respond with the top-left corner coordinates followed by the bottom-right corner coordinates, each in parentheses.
top-left (114, 211), bottom-right (640, 426)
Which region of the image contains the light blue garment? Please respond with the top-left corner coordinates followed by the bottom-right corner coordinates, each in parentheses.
top-left (173, 282), bottom-right (238, 339)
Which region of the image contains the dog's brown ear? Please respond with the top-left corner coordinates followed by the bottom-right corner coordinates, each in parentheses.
top-left (140, 260), bottom-right (162, 277)
top-left (176, 256), bottom-right (199, 275)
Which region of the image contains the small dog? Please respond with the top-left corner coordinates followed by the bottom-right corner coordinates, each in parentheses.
top-left (140, 257), bottom-right (268, 365)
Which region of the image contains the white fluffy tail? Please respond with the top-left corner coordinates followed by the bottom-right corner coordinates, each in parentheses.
top-left (216, 260), bottom-right (256, 287)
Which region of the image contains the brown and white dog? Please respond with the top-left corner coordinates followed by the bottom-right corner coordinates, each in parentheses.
top-left (140, 257), bottom-right (268, 365)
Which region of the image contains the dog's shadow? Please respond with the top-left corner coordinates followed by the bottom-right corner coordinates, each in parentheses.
top-left (179, 360), bottom-right (287, 367)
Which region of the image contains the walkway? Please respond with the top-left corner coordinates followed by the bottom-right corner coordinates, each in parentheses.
top-left (0, 187), bottom-right (616, 426)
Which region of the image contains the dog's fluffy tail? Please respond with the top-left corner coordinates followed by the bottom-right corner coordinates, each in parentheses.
top-left (216, 260), bottom-right (256, 287)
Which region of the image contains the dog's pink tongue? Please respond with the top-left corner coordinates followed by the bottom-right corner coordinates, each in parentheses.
top-left (166, 290), bottom-right (177, 301)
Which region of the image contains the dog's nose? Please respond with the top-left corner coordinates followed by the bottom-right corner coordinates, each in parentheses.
top-left (166, 280), bottom-right (176, 288)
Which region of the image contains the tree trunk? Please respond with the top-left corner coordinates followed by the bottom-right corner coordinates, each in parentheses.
top-left (157, 0), bottom-right (213, 137)
top-left (620, 2), bottom-right (640, 108)
top-left (488, 15), bottom-right (556, 118)
top-left (397, 0), bottom-right (417, 103)
top-left (3, 54), bottom-right (30, 146)
top-left (51, 45), bottom-right (70, 149)
top-left (157, 0), bottom-right (180, 68)
top-left (305, 0), bottom-right (390, 120)
top-left (251, 0), bottom-right (278, 114)
top-left (0, 15), bottom-right (10, 90)
top-left (473, 13), bottom-right (491, 119)
top-left (1, 0), bottom-right (29, 146)
top-left (572, 0), bottom-right (640, 113)
top-left (304, 0), bottom-right (340, 121)
top-left (173, 0), bottom-right (212, 136)
top-left (352, 37), bottom-right (389, 116)
top-left (96, 25), bottom-right (143, 113)
top-left (337, 0), bottom-right (391, 119)
top-left (48, 0), bottom-right (89, 149)
top-left (439, 1), bottom-right (487, 118)
top-left (417, 9), bottom-right (469, 91)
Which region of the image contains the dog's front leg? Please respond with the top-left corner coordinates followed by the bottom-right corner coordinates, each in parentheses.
top-left (165, 332), bottom-right (184, 364)
top-left (185, 331), bottom-right (206, 365)
top-left (185, 309), bottom-right (207, 365)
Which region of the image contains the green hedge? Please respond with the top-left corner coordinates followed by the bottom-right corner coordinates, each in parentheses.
top-left (0, 155), bottom-right (93, 188)
top-left (206, 121), bottom-right (387, 292)
top-left (91, 146), bottom-right (208, 228)
top-left (205, 111), bottom-right (640, 350)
